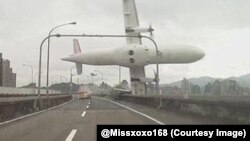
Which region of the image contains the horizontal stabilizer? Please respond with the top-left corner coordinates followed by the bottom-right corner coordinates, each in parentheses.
top-left (140, 77), bottom-right (155, 83)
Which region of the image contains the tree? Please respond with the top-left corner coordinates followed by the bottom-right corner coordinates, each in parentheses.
top-left (191, 85), bottom-right (201, 94)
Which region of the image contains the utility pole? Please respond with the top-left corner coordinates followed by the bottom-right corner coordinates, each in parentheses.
top-left (46, 22), bottom-right (77, 107)
top-left (70, 67), bottom-right (75, 95)
top-left (119, 66), bottom-right (121, 83)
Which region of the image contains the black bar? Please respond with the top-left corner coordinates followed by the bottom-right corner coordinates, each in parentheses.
top-left (97, 125), bottom-right (250, 141)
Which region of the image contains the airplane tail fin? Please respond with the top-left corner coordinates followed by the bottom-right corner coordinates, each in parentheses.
top-left (73, 39), bottom-right (82, 75)
top-left (73, 39), bottom-right (82, 54)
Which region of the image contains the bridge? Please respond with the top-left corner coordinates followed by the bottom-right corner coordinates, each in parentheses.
top-left (0, 87), bottom-right (249, 141)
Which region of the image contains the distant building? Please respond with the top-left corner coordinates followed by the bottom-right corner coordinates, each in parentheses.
top-left (0, 53), bottom-right (16, 87)
top-left (204, 82), bottom-right (212, 94)
top-left (2, 59), bottom-right (10, 87)
top-left (161, 85), bottom-right (180, 95)
top-left (181, 78), bottom-right (191, 95)
top-left (241, 87), bottom-right (250, 95)
top-left (210, 79), bottom-right (242, 95)
top-left (221, 79), bottom-right (241, 95)
top-left (212, 80), bottom-right (221, 95)
top-left (10, 73), bottom-right (16, 87)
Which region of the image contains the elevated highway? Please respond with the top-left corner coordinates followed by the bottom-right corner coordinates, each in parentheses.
top-left (0, 95), bottom-right (235, 141)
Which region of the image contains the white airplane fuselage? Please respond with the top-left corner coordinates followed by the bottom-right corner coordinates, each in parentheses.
top-left (62, 44), bottom-right (205, 67)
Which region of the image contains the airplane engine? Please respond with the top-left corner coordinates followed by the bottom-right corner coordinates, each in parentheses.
top-left (113, 44), bottom-right (151, 67)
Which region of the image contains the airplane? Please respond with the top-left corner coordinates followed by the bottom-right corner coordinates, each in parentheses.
top-left (61, 0), bottom-right (205, 95)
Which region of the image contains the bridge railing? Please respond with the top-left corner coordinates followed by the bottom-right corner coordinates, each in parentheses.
top-left (0, 87), bottom-right (61, 96)
top-left (0, 95), bottom-right (72, 123)
top-left (115, 94), bottom-right (250, 123)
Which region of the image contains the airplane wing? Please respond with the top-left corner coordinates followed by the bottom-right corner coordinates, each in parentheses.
top-left (113, 88), bottom-right (132, 94)
top-left (123, 0), bottom-right (146, 95)
top-left (123, 0), bottom-right (141, 44)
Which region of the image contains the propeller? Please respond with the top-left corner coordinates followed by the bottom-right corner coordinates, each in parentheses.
top-left (148, 23), bottom-right (154, 38)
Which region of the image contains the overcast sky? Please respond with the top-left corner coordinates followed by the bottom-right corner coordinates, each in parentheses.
top-left (1, 0), bottom-right (250, 87)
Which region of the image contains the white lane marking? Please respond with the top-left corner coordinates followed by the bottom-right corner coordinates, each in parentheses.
top-left (100, 98), bottom-right (164, 125)
top-left (81, 111), bottom-right (86, 117)
top-left (88, 100), bottom-right (90, 105)
top-left (65, 129), bottom-right (77, 141)
top-left (0, 96), bottom-right (75, 126)
top-left (86, 105), bottom-right (89, 109)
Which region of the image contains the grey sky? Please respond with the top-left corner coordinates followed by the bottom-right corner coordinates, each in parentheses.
top-left (1, 0), bottom-right (250, 87)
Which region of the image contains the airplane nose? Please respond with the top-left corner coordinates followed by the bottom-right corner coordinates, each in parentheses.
top-left (196, 48), bottom-right (205, 60)
top-left (187, 45), bottom-right (205, 61)
top-left (185, 45), bottom-right (205, 62)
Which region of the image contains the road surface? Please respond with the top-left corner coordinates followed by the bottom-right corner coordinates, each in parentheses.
top-left (0, 95), bottom-right (220, 141)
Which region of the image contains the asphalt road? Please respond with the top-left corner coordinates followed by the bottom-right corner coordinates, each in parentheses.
top-left (0, 95), bottom-right (217, 141)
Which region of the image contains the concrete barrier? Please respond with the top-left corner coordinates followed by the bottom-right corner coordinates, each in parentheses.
top-left (0, 87), bottom-right (61, 95)
top-left (117, 94), bottom-right (250, 123)
top-left (0, 95), bottom-right (72, 122)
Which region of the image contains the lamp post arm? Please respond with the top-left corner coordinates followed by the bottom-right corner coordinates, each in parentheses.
top-left (94, 70), bottom-right (104, 83)
top-left (38, 34), bottom-right (60, 101)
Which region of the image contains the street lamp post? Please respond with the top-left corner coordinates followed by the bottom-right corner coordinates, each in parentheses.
top-left (70, 67), bottom-right (75, 95)
top-left (34, 72), bottom-right (41, 87)
top-left (46, 22), bottom-right (77, 105)
top-left (94, 70), bottom-right (103, 83)
top-left (119, 66), bottom-right (121, 83)
top-left (90, 73), bottom-right (97, 84)
top-left (23, 64), bottom-right (36, 109)
top-left (23, 64), bottom-right (34, 96)
top-left (38, 34), bottom-right (60, 110)
top-left (94, 70), bottom-right (105, 95)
